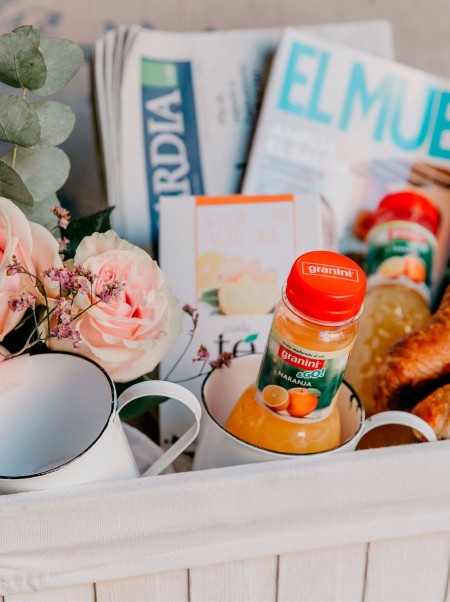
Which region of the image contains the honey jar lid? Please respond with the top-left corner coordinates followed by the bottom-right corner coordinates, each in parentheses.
top-left (374, 190), bottom-right (440, 235)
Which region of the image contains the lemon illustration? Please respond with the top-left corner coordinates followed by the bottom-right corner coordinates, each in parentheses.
top-left (218, 276), bottom-right (258, 315)
top-left (252, 278), bottom-right (278, 313)
top-left (218, 275), bottom-right (278, 315)
top-left (197, 251), bottom-right (228, 293)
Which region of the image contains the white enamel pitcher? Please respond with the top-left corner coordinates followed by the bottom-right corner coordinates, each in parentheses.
top-left (0, 353), bottom-right (201, 494)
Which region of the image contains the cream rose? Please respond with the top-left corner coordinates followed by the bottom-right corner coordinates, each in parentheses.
top-left (47, 230), bottom-right (183, 382)
top-left (0, 196), bottom-right (61, 340)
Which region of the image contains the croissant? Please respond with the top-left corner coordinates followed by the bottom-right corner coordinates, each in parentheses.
top-left (374, 286), bottom-right (450, 412)
top-left (412, 385), bottom-right (450, 440)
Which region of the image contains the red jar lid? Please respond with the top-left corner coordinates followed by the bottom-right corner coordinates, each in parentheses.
top-left (375, 191), bottom-right (440, 235)
top-left (285, 250), bottom-right (366, 323)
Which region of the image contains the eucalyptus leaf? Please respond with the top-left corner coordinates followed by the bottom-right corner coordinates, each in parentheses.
top-left (32, 38), bottom-right (83, 97)
top-left (33, 101), bottom-right (75, 147)
top-left (0, 95), bottom-right (40, 146)
top-left (63, 207), bottom-right (115, 259)
top-left (0, 159), bottom-right (34, 206)
top-left (0, 32), bottom-right (47, 89)
top-left (3, 147), bottom-right (70, 202)
top-left (13, 25), bottom-right (40, 47)
top-left (21, 193), bottom-right (59, 229)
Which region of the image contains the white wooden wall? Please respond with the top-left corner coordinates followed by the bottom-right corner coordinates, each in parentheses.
top-left (3, 532), bottom-right (450, 602)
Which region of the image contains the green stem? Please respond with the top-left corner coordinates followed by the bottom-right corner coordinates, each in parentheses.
top-left (11, 88), bottom-right (27, 170)
top-left (69, 298), bottom-right (101, 324)
top-left (172, 370), bottom-right (210, 384)
top-left (10, 305), bottom-right (56, 357)
top-left (162, 331), bottom-right (194, 381)
top-left (11, 145), bottom-right (18, 170)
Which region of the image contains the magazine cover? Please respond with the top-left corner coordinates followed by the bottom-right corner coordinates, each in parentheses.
top-left (158, 193), bottom-right (332, 446)
top-left (243, 28), bottom-right (450, 289)
top-left (94, 22), bottom-right (394, 251)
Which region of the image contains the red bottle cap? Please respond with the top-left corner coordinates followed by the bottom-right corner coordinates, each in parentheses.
top-left (285, 250), bottom-right (366, 323)
top-left (375, 191), bottom-right (440, 235)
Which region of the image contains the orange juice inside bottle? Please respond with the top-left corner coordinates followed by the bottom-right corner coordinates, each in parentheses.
top-left (225, 250), bottom-right (366, 454)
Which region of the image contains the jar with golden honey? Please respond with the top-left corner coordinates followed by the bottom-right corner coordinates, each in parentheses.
top-left (345, 191), bottom-right (440, 415)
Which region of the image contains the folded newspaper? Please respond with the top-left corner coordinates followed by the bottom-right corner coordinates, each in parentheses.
top-left (93, 22), bottom-right (394, 253)
top-left (243, 28), bottom-right (450, 289)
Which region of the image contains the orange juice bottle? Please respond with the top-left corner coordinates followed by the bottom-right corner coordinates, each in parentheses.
top-left (225, 250), bottom-right (366, 454)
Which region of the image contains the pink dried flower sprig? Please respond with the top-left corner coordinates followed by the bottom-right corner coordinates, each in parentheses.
top-left (57, 236), bottom-right (70, 253)
top-left (182, 303), bottom-right (199, 335)
top-left (166, 306), bottom-right (234, 385)
top-left (6, 255), bottom-right (26, 276)
top-left (5, 257), bottom-right (125, 355)
top-left (209, 351), bottom-right (233, 370)
top-left (193, 343), bottom-right (210, 363)
top-left (42, 264), bottom-right (95, 296)
top-left (8, 292), bottom-right (36, 313)
top-left (51, 206), bottom-right (71, 230)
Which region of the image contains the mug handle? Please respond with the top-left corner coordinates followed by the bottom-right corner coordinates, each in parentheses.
top-left (356, 410), bottom-right (437, 447)
top-left (117, 381), bottom-right (201, 477)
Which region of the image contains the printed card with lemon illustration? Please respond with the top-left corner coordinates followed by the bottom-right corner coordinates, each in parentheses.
top-left (196, 196), bottom-right (298, 316)
top-left (198, 253), bottom-right (279, 316)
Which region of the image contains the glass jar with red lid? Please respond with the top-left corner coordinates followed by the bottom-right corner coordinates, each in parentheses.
top-left (365, 190), bottom-right (440, 298)
top-left (346, 190), bottom-right (439, 416)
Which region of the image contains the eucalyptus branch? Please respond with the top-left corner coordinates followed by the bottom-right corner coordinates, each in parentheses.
top-left (0, 25), bottom-right (84, 214)
top-left (11, 88), bottom-right (28, 171)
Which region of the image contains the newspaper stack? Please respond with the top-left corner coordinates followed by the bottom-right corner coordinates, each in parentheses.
top-left (93, 22), bottom-right (394, 254)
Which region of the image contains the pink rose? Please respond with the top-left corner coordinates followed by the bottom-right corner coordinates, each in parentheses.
top-left (0, 197), bottom-right (61, 340)
top-left (47, 230), bottom-right (183, 382)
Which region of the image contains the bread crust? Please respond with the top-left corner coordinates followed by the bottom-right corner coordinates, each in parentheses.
top-left (412, 384), bottom-right (450, 440)
top-left (374, 287), bottom-right (450, 412)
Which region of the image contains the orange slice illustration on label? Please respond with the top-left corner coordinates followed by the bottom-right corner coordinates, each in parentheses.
top-left (262, 385), bottom-right (290, 412)
top-left (287, 388), bottom-right (319, 417)
top-left (378, 256), bottom-right (406, 279)
top-left (405, 255), bottom-right (426, 283)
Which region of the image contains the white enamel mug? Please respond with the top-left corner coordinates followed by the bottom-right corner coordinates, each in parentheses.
top-left (193, 354), bottom-right (436, 470)
top-left (0, 353), bottom-right (201, 494)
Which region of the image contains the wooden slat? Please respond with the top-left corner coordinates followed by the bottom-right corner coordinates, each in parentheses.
top-left (189, 557), bottom-right (277, 602)
top-left (444, 562), bottom-right (450, 602)
top-left (95, 570), bottom-right (188, 602)
top-left (5, 584), bottom-right (95, 602)
top-left (277, 543), bottom-right (367, 602)
top-left (365, 533), bottom-right (450, 602)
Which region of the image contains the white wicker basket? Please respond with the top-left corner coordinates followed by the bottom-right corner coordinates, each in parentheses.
top-left (1, 439), bottom-right (450, 601)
